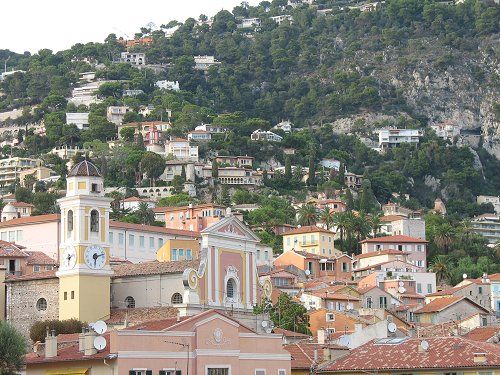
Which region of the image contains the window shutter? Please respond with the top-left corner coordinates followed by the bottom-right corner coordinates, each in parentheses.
top-left (176, 371), bottom-right (182, 375)
top-left (159, 371), bottom-right (166, 375)
top-left (129, 371), bottom-right (136, 375)
top-left (146, 371), bottom-right (153, 375)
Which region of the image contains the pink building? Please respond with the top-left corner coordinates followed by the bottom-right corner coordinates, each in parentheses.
top-left (359, 235), bottom-right (428, 268)
top-left (154, 203), bottom-right (227, 231)
top-left (26, 310), bottom-right (291, 375)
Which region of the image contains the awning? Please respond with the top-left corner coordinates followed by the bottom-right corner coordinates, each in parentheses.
top-left (44, 368), bottom-right (88, 375)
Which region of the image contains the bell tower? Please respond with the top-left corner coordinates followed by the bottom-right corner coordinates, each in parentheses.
top-left (56, 160), bottom-right (113, 323)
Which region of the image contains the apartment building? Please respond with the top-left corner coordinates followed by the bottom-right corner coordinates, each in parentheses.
top-left (378, 129), bottom-right (424, 150)
top-left (154, 203), bottom-right (227, 231)
top-left (0, 157), bottom-right (42, 186)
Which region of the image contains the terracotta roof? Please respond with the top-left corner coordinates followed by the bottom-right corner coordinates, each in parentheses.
top-left (121, 121), bottom-right (170, 127)
top-left (318, 337), bottom-right (500, 372)
top-left (284, 225), bottom-right (334, 235)
top-left (106, 306), bottom-right (179, 325)
top-left (170, 138), bottom-right (189, 142)
top-left (380, 215), bottom-right (406, 222)
top-left (354, 259), bottom-right (420, 273)
top-left (465, 327), bottom-right (500, 342)
top-left (307, 291), bottom-right (360, 301)
top-left (25, 251), bottom-right (58, 265)
top-left (355, 249), bottom-right (408, 259)
top-left (415, 296), bottom-right (488, 314)
top-left (285, 341), bottom-right (349, 370)
top-left (5, 269), bottom-right (57, 282)
top-left (122, 196), bottom-right (153, 202)
top-left (426, 285), bottom-right (464, 297)
top-left (272, 328), bottom-right (311, 338)
top-left (360, 235), bottom-right (428, 244)
top-left (0, 242), bottom-right (26, 257)
top-left (26, 333), bottom-right (110, 364)
top-left (489, 273), bottom-right (500, 281)
top-left (10, 201), bottom-right (34, 208)
top-left (356, 286), bottom-right (378, 294)
top-left (68, 160), bottom-right (101, 177)
top-left (109, 220), bottom-right (200, 237)
top-left (112, 259), bottom-right (199, 278)
top-left (0, 213), bottom-right (59, 228)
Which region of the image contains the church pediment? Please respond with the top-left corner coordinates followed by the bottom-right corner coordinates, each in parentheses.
top-left (201, 216), bottom-right (260, 242)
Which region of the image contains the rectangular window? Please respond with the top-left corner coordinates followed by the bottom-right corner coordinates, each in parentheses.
top-left (379, 296), bottom-right (387, 309)
top-left (326, 313), bottom-right (335, 321)
top-left (311, 235), bottom-right (316, 243)
top-left (366, 297), bottom-right (373, 308)
top-left (287, 237), bottom-right (291, 246)
top-left (278, 370), bottom-right (286, 375)
top-left (479, 286), bottom-right (483, 294)
top-left (342, 262), bottom-right (350, 272)
top-left (329, 236), bottom-right (332, 243)
top-left (264, 251), bottom-right (269, 260)
top-left (416, 245), bottom-right (422, 252)
top-left (34, 265), bottom-right (40, 272)
top-left (139, 236), bottom-right (145, 248)
top-left (71, 291), bottom-right (75, 299)
top-left (158, 238), bottom-right (164, 247)
top-left (16, 230), bottom-right (23, 241)
top-left (179, 249), bottom-right (184, 257)
top-left (150, 237), bottom-right (155, 249)
top-left (322, 235), bottom-right (325, 242)
top-left (109, 232), bottom-right (113, 243)
top-left (256, 249), bottom-right (260, 259)
top-left (64, 292), bottom-right (67, 300)
top-left (417, 283), bottom-right (422, 293)
top-left (8, 231), bottom-right (15, 242)
top-left (427, 284), bottom-right (432, 293)
top-left (207, 369), bottom-right (229, 375)
top-left (186, 249), bottom-right (192, 260)
top-left (302, 235), bottom-right (306, 245)
top-left (255, 370), bottom-right (266, 375)
top-left (129, 234), bottom-right (135, 246)
top-left (159, 371), bottom-right (181, 375)
top-left (0, 233), bottom-right (5, 241)
top-left (119, 233), bottom-right (124, 245)
top-left (172, 249), bottom-right (177, 261)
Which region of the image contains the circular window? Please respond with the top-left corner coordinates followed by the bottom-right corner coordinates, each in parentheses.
top-left (171, 293), bottom-right (183, 304)
top-left (36, 298), bottom-right (47, 311)
top-left (125, 296), bottom-right (135, 308)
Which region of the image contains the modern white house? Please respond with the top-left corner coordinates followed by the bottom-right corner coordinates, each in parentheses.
top-left (119, 52), bottom-right (146, 65)
top-left (270, 15), bottom-right (293, 24)
top-left (155, 80), bottom-right (180, 91)
top-left (165, 138), bottom-right (199, 161)
top-left (430, 123), bottom-right (460, 140)
top-left (251, 129), bottom-right (283, 142)
top-left (377, 129), bottom-right (424, 150)
top-left (273, 120), bottom-right (294, 133)
top-left (237, 17), bottom-right (261, 28)
top-left (106, 106), bottom-right (130, 125)
top-left (187, 130), bottom-right (212, 141)
top-left (193, 55), bottom-right (221, 70)
top-left (65, 113), bottom-right (89, 130)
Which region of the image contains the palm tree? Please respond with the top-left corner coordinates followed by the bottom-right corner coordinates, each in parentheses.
top-left (333, 212), bottom-right (348, 252)
top-left (459, 219), bottom-right (474, 247)
top-left (353, 213), bottom-right (371, 254)
top-left (136, 201), bottom-right (155, 225)
top-left (434, 223), bottom-right (455, 255)
top-left (23, 174), bottom-right (37, 192)
top-left (344, 211), bottom-right (358, 253)
top-left (370, 214), bottom-right (382, 237)
top-left (298, 203), bottom-right (318, 226)
top-left (429, 255), bottom-right (451, 285)
top-left (319, 207), bottom-right (334, 230)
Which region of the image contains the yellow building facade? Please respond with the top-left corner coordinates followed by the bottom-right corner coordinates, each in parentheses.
top-left (156, 238), bottom-right (200, 262)
top-left (282, 225), bottom-right (340, 257)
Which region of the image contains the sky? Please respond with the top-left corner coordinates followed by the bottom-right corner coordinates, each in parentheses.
top-left (1, 0), bottom-right (258, 54)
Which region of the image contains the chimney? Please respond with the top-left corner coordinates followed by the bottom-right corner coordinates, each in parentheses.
top-left (84, 330), bottom-right (97, 356)
top-left (45, 330), bottom-right (57, 358)
top-left (79, 328), bottom-right (86, 352)
top-left (314, 349), bottom-right (318, 362)
top-left (177, 312), bottom-right (181, 322)
top-left (317, 328), bottom-right (326, 344)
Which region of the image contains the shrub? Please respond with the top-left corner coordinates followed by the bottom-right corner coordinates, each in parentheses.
top-left (29, 319), bottom-right (85, 343)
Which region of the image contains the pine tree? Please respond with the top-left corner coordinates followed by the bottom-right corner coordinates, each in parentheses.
top-left (136, 133), bottom-right (145, 150)
top-left (307, 146), bottom-right (316, 188)
top-left (211, 159), bottom-right (219, 178)
top-left (219, 184), bottom-right (231, 206)
top-left (180, 165), bottom-right (186, 182)
top-left (345, 189), bottom-right (354, 210)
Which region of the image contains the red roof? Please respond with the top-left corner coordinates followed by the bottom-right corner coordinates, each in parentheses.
top-left (285, 341), bottom-right (348, 370)
top-left (0, 213), bottom-right (59, 228)
top-left (415, 296), bottom-right (488, 314)
top-left (272, 327), bottom-right (310, 338)
top-left (5, 269), bottom-right (57, 282)
top-left (109, 220), bottom-right (200, 237)
top-left (25, 251), bottom-right (58, 265)
top-left (153, 203), bottom-right (225, 213)
top-left (10, 201), bottom-right (34, 208)
top-left (112, 259), bottom-right (199, 278)
top-left (465, 327), bottom-right (500, 342)
top-left (360, 235), bottom-right (428, 244)
top-left (380, 215), bottom-right (406, 222)
top-left (318, 337), bottom-right (500, 371)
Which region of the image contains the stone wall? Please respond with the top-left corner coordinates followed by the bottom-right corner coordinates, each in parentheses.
top-left (6, 277), bottom-right (59, 340)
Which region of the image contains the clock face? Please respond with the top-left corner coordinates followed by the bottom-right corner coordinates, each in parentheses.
top-left (84, 245), bottom-right (107, 270)
top-left (62, 245), bottom-right (77, 269)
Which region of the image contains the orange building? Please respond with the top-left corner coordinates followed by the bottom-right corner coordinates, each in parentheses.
top-left (154, 203), bottom-right (227, 231)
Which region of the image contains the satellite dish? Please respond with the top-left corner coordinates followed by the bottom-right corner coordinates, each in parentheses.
top-left (265, 328), bottom-right (272, 334)
top-left (398, 286), bottom-right (406, 294)
top-left (339, 336), bottom-right (351, 347)
top-left (305, 270), bottom-right (311, 276)
top-left (463, 273), bottom-right (468, 279)
top-left (398, 281), bottom-right (404, 287)
top-left (261, 320), bottom-right (268, 328)
top-left (388, 322), bottom-right (397, 333)
top-left (420, 340), bottom-right (429, 351)
top-left (93, 336), bottom-right (107, 350)
top-left (492, 336), bottom-right (499, 344)
top-left (93, 320), bottom-right (107, 334)
top-left (346, 303), bottom-right (353, 311)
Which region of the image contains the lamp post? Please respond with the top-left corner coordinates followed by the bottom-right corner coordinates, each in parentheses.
top-left (164, 340), bottom-right (189, 375)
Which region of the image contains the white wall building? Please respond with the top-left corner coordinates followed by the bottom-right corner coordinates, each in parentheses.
top-left (66, 113), bottom-right (89, 130)
top-left (165, 138), bottom-right (198, 161)
top-left (378, 129), bottom-right (424, 150)
top-left (155, 80), bottom-right (180, 91)
top-left (273, 120), bottom-right (293, 133)
top-left (120, 52), bottom-right (146, 65)
top-left (106, 106), bottom-right (130, 125)
top-left (251, 129), bottom-right (283, 142)
top-left (477, 195), bottom-right (500, 214)
top-left (270, 15), bottom-right (293, 24)
top-left (471, 213), bottom-right (500, 244)
top-left (430, 123), bottom-right (460, 140)
top-left (237, 18), bottom-right (261, 28)
top-left (193, 55), bottom-right (221, 71)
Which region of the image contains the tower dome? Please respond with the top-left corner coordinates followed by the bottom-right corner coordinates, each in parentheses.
top-left (68, 160), bottom-right (101, 178)
top-left (1, 203), bottom-right (18, 221)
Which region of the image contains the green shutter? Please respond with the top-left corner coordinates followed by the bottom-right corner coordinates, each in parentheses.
top-left (176, 371), bottom-right (182, 375)
top-left (159, 371), bottom-right (166, 375)
top-left (146, 371), bottom-right (153, 375)
top-left (129, 371), bottom-right (135, 375)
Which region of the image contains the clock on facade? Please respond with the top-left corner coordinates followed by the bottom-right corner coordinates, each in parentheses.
top-left (84, 244), bottom-right (107, 270)
top-left (62, 245), bottom-right (77, 269)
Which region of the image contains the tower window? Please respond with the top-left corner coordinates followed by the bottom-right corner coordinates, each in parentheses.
top-left (171, 293), bottom-right (183, 304)
top-left (125, 296), bottom-right (135, 308)
top-left (90, 210), bottom-right (99, 232)
top-left (226, 278), bottom-right (236, 299)
top-left (36, 298), bottom-right (47, 311)
top-left (67, 210), bottom-right (74, 232)
top-left (91, 183), bottom-right (100, 193)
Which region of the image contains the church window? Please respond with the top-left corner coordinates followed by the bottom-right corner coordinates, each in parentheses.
top-left (226, 278), bottom-right (236, 299)
top-left (125, 296), bottom-right (136, 308)
top-left (71, 291), bottom-right (75, 299)
top-left (67, 210), bottom-right (74, 232)
top-left (36, 298), bottom-right (47, 311)
top-left (90, 210), bottom-right (99, 232)
top-left (171, 293), bottom-right (183, 304)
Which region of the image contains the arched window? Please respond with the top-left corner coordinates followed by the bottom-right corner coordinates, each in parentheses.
top-left (125, 296), bottom-right (135, 308)
top-left (90, 210), bottom-right (99, 232)
top-left (171, 293), bottom-right (183, 304)
top-left (67, 210), bottom-right (74, 232)
top-left (226, 278), bottom-right (236, 299)
top-left (36, 298), bottom-right (47, 311)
